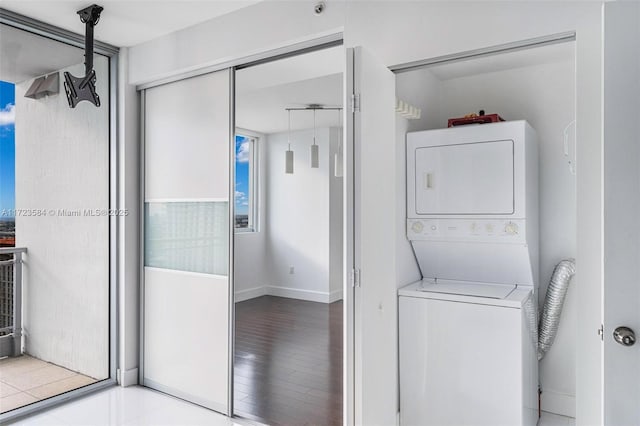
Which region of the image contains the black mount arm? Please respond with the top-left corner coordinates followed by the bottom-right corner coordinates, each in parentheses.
top-left (64, 4), bottom-right (103, 108)
top-left (78, 5), bottom-right (102, 76)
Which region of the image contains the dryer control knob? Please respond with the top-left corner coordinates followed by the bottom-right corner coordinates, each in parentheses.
top-left (411, 221), bottom-right (424, 233)
top-left (504, 222), bottom-right (519, 235)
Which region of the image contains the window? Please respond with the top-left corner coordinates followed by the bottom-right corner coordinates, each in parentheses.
top-left (235, 133), bottom-right (258, 231)
top-left (0, 81), bottom-right (15, 335)
top-left (0, 81), bottom-right (15, 249)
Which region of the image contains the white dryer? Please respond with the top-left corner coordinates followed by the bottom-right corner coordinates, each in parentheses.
top-left (399, 121), bottom-right (539, 426)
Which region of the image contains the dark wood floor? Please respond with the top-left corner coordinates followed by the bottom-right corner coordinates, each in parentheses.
top-left (234, 295), bottom-right (343, 426)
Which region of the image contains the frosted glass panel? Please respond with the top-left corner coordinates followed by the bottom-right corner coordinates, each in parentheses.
top-left (145, 201), bottom-right (228, 275)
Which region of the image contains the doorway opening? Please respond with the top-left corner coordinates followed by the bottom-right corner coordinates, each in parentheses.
top-left (394, 39), bottom-right (578, 421)
top-left (233, 45), bottom-right (345, 426)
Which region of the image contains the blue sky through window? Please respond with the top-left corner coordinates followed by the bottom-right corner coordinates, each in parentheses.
top-left (235, 135), bottom-right (250, 216)
top-left (0, 81), bottom-right (15, 217)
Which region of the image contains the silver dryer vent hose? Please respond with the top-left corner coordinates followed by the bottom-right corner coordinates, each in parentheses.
top-left (538, 258), bottom-right (576, 360)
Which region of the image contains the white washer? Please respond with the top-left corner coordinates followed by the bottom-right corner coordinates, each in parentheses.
top-left (399, 280), bottom-right (538, 426)
top-left (400, 121), bottom-right (539, 426)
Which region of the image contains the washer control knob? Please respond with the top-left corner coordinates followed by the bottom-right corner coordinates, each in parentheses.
top-left (504, 222), bottom-right (519, 235)
top-left (411, 221), bottom-right (424, 233)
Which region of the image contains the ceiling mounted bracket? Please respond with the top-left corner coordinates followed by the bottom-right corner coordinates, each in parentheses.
top-left (63, 4), bottom-right (103, 108)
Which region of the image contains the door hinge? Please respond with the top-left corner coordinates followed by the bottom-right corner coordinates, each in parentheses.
top-left (351, 93), bottom-right (360, 113)
top-left (598, 324), bottom-right (604, 341)
top-left (350, 268), bottom-right (361, 288)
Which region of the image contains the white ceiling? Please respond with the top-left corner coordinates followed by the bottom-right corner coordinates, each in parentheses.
top-left (0, 0), bottom-right (260, 47)
top-left (237, 73), bottom-right (343, 135)
top-left (236, 46), bottom-right (344, 135)
top-left (236, 47), bottom-right (343, 94)
top-left (0, 23), bottom-right (82, 83)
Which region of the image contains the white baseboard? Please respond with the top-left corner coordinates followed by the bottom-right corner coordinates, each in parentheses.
top-left (118, 367), bottom-right (138, 387)
top-left (267, 285), bottom-right (331, 303)
top-left (329, 288), bottom-right (343, 303)
top-left (235, 285), bottom-right (267, 302)
top-left (235, 285), bottom-right (343, 303)
top-left (541, 388), bottom-right (576, 418)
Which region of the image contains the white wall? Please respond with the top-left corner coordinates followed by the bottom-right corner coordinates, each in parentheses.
top-left (15, 59), bottom-right (110, 379)
top-left (234, 127), bottom-right (343, 304)
top-left (128, 2), bottom-right (605, 424)
top-left (395, 69), bottom-right (440, 289)
top-left (396, 68), bottom-right (442, 133)
top-left (397, 56), bottom-right (578, 416)
top-left (267, 127), bottom-right (331, 301)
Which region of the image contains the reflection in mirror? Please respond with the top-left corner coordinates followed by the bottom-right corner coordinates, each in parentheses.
top-left (233, 45), bottom-right (345, 425)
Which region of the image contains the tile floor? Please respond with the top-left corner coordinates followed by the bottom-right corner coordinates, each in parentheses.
top-left (0, 356), bottom-right (96, 414)
top-left (6, 386), bottom-right (245, 426)
top-left (5, 385), bottom-right (575, 426)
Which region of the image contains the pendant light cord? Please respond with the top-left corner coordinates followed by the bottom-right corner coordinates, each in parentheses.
top-left (313, 108), bottom-right (317, 146)
top-left (338, 108), bottom-right (342, 153)
top-left (288, 109), bottom-right (292, 150)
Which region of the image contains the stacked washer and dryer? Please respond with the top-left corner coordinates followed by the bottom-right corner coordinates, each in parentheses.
top-left (399, 121), bottom-right (539, 426)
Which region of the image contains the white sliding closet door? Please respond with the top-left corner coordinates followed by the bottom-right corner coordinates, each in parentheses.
top-left (142, 69), bottom-right (232, 414)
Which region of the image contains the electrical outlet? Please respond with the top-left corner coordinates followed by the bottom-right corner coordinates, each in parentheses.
top-left (289, 266), bottom-right (295, 274)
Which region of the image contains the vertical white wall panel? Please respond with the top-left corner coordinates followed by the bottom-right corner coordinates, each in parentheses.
top-left (117, 46), bottom-right (141, 386)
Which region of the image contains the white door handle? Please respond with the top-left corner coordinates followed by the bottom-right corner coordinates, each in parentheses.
top-left (424, 172), bottom-right (433, 189)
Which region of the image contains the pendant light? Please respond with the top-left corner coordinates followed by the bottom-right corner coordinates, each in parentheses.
top-left (285, 109), bottom-right (294, 174)
top-left (310, 108), bottom-right (319, 168)
top-left (334, 108), bottom-right (343, 177)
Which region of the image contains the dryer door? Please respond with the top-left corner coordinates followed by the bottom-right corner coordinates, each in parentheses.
top-left (414, 139), bottom-right (514, 215)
